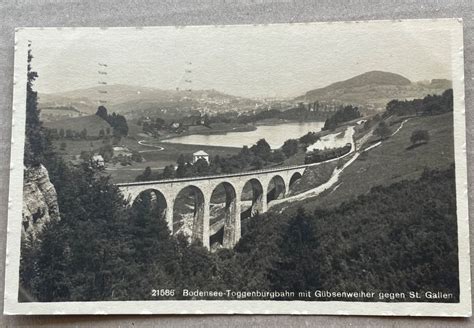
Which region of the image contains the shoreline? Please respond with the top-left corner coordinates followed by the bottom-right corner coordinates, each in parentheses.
top-left (158, 119), bottom-right (327, 141)
top-left (158, 124), bottom-right (256, 141)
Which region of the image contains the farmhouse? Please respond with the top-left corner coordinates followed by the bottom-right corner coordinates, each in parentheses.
top-left (113, 146), bottom-right (132, 158)
top-left (91, 154), bottom-right (105, 168)
top-left (193, 150), bottom-right (209, 164)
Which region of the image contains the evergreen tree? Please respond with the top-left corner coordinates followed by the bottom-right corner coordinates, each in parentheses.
top-left (24, 45), bottom-right (49, 166)
top-left (374, 121), bottom-right (391, 140)
top-left (176, 155), bottom-right (187, 178)
top-left (96, 106), bottom-right (108, 120)
top-left (250, 139), bottom-right (271, 160)
top-left (162, 165), bottom-right (176, 179)
top-left (96, 106), bottom-right (128, 137)
top-left (270, 209), bottom-right (321, 297)
top-left (135, 166), bottom-right (152, 181)
top-left (194, 158), bottom-right (209, 175)
top-left (80, 128), bottom-right (88, 139)
top-left (281, 139), bottom-right (299, 157)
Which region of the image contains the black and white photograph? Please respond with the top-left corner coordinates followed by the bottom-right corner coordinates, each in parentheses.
top-left (4, 19), bottom-right (471, 316)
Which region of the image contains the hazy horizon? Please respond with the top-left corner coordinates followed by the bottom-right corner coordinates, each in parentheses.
top-left (36, 69), bottom-right (452, 100)
top-left (23, 20), bottom-right (454, 99)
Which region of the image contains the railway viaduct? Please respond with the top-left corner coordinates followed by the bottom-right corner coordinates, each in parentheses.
top-left (117, 126), bottom-right (356, 250)
top-left (116, 165), bottom-right (308, 250)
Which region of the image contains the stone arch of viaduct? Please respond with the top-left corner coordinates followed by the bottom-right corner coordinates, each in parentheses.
top-left (117, 166), bottom-right (306, 249)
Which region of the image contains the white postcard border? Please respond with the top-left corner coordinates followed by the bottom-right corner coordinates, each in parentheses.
top-left (4, 18), bottom-right (471, 316)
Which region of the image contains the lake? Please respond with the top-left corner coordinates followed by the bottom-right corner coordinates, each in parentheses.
top-left (162, 121), bottom-right (325, 149)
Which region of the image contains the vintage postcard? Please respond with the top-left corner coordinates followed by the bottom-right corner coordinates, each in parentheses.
top-left (4, 19), bottom-right (471, 316)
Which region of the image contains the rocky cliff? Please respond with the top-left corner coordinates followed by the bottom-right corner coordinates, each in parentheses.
top-left (22, 165), bottom-right (60, 241)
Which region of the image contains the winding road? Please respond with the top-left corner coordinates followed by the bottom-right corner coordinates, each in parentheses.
top-left (137, 139), bottom-right (165, 152)
top-left (105, 139), bottom-right (167, 171)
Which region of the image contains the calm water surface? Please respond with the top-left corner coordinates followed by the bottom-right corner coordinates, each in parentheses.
top-left (162, 122), bottom-right (325, 149)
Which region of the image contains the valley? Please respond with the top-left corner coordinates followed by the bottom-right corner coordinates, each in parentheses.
top-left (17, 19), bottom-right (465, 308)
top-left (40, 71), bottom-right (454, 249)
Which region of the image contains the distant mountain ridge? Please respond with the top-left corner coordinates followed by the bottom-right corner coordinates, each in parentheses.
top-left (39, 85), bottom-right (260, 120)
top-left (312, 71), bottom-right (411, 93)
top-left (41, 85), bottom-right (247, 106)
top-left (296, 70), bottom-right (452, 113)
top-left (39, 71), bottom-right (452, 120)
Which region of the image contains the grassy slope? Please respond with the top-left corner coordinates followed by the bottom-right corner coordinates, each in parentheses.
top-left (44, 115), bottom-right (111, 137)
top-left (278, 112), bottom-right (454, 214)
top-left (52, 139), bottom-right (102, 160)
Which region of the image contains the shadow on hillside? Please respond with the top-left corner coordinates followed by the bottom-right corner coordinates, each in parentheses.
top-left (406, 142), bottom-right (428, 151)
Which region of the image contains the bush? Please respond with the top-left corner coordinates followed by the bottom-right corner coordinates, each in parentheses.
top-left (281, 139), bottom-right (299, 157)
top-left (299, 132), bottom-right (320, 147)
top-left (99, 145), bottom-right (114, 162)
top-left (305, 144), bottom-right (351, 164)
top-left (131, 150), bottom-right (143, 163)
top-left (374, 121), bottom-right (391, 140)
top-left (411, 129), bottom-right (430, 145)
top-left (271, 150), bottom-right (286, 163)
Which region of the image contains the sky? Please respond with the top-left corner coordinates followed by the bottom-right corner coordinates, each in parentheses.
top-left (22, 20), bottom-right (455, 99)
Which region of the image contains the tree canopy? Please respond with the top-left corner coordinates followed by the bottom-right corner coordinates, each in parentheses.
top-left (95, 106), bottom-right (129, 137)
top-left (373, 121), bottom-right (391, 140)
top-left (24, 46), bottom-right (51, 166)
top-left (322, 105), bottom-right (361, 131)
top-left (385, 89), bottom-right (453, 117)
top-left (411, 129), bottom-right (430, 145)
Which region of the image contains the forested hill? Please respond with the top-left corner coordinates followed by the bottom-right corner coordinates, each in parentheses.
top-left (38, 85), bottom-right (260, 118)
top-left (306, 71), bottom-right (411, 94)
top-left (22, 163), bottom-right (459, 302)
top-left (296, 71), bottom-right (452, 112)
top-left (237, 166), bottom-right (458, 301)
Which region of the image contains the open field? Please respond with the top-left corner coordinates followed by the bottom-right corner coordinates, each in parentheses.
top-left (53, 135), bottom-right (241, 183)
top-left (107, 140), bottom-right (241, 183)
top-left (52, 138), bottom-right (106, 161)
top-left (44, 115), bottom-right (111, 137)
